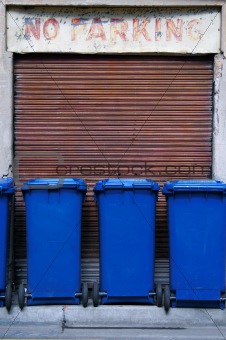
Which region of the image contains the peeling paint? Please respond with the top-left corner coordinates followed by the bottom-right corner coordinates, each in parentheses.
top-left (213, 54), bottom-right (223, 138)
top-left (214, 53), bottom-right (223, 79)
top-left (2, 164), bottom-right (12, 178)
top-left (7, 6), bottom-right (221, 53)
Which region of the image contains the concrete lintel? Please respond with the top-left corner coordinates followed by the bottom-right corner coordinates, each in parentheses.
top-left (4, 0), bottom-right (226, 7)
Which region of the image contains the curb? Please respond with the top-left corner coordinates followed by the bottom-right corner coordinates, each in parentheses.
top-left (0, 304), bottom-right (226, 327)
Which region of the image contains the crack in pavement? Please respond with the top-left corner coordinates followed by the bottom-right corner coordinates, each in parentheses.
top-left (62, 306), bottom-right (66, 333)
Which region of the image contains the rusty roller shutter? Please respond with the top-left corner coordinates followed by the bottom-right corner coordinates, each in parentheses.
top-left (14, 54), bottom-right (213, 285)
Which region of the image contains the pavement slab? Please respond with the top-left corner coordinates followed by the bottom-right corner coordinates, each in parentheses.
top-left (1, 303), bottom-right (226, 339)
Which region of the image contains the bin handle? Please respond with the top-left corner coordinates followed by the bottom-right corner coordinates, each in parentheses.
top-left (169, 186), bottom-right (225, 192)
top-left (132, 183), bottom-right (154, 188)
top-left (102, 183), bottom-right (124, 189)
top-left (23, 179), bottom-right (66, 190)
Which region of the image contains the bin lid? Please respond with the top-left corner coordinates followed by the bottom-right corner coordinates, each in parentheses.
top-left (0, 177), bottom-right (15, 193)
top-left (94, 178), bottom-right (159, 191)
top-left (162, 180), bottom-right (226, 194)
top-left (21, 178), bottom-right (87, 191)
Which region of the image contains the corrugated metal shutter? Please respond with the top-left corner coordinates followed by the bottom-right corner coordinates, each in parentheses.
top-left (14, 54), bottom-right (213, 285)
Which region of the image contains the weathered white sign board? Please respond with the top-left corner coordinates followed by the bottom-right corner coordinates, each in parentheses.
top-left (7, 7), bottom-right (220, 54)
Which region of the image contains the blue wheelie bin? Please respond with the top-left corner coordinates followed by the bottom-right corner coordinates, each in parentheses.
top-left (19, 178), bottom-right (87, 309)
top-left (162, 180), bottom-right (226, 310)
top-left (93, 178), bottom-right (160, 306)
top-left (0, 178), bottom-right (15, 311)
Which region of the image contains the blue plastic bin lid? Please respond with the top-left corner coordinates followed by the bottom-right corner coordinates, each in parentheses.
top-left (0, 177), bottom-right (15, 194)
top-left (94, 178), bottom-right (159, 191)
top-left (162, 180), bottom-right (226, 194)
top-left (21, 178), bottom-right (87, 191)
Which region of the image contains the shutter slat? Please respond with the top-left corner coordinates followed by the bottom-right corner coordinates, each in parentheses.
top-left (14, 54), bottom-right (213, 285)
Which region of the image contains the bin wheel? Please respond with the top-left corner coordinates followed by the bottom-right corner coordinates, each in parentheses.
top-left (18, 283), bottom-right (25, 310)
top-left (164, 285), bottom-right (170, 313)
top-left (5, 283), bottom-right (12, 312)
top-left (82, 282), bottom-right (89, 308)
top-left (92, 282), bottom-right (99, 307)
top-left (156, 283), bottom-right (163, 307)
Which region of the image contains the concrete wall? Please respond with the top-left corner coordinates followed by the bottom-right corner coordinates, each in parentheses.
top-left (213, 54), bottom-right (226, 182)
top-left (0, 2), bottom-right (13, 178)
top-left (0, 2), bottom-right (226, 181)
